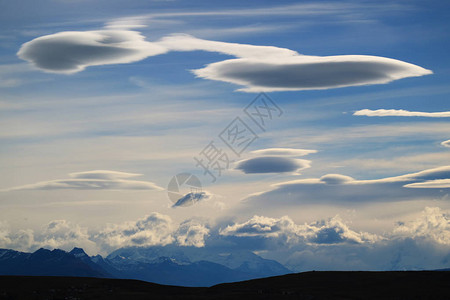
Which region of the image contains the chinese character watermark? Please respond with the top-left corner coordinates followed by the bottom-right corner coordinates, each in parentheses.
top-left (167, 93), bottom-right (283, 204)
top-left (193, 92), bottom-right (283, 183)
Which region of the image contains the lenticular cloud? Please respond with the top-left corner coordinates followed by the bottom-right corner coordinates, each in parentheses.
top-left (18, 29), bottom-right (432, 91)
top-left (17, 30), bottom-right (167, 73)
top-left (193, 55), bottom-right (432, 92)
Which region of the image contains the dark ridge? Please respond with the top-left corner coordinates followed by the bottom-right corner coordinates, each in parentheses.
top-left (0, 271), bottom-right (449, 300)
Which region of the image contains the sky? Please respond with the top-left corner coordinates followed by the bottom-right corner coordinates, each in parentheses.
top-left (0, 0), bottom-right (449, 271)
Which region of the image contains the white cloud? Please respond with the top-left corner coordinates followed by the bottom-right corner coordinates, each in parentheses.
top-left (193, 55), bottom-right (431, 92)
top-left (157, 34), bottom-right (298, 59)
top-left (235, 156), bottom-right (311, 174)
top-left (95, 213), bottom-right (175, 251)
top-left (2, 170), bottom-right (163, 191)
top-left (441, 140), bottom-right (450, 148)
top-left (405, 179), bottom-right (450, 189)
top-left (175, 220), bottom-right (210, 247)
top-left (240, 166), bottom-right (450, 213)
top-left (37, 219), bottom-right (97, 253)
top-left (319, 174), bottom-right (354, 185)
top-left (250, 148), bottom-right (317, 157)
top-left (354, 109), bottom-right (450, 118)
top-left (220, 215), bottom-right (378, 245)
top-left (1, 207), bottom-right (449, 271)
top-left (219, 208), bottom-right (450, 272)
top-left (0, 219), bottom-right (95, 253)
top-left (393, 207), bottom-right (450, 245)
top-left (18, 30), bottom-right (432, 91)
top-left (17, 30), bottom-right (167, 73)
top-left (94, 213), bottom-right (211, 252)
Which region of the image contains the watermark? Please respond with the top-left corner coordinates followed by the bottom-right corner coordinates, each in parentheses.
top-left (194, 92), bottom-right (283, 183)
top-left (167, 93), bottom-right (283, 204)
top-left (167, 173), bottom-right (202, 206)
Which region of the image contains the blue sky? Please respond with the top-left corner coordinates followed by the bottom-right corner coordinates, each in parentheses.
top-left (0, 0), bottom-right (449, 271)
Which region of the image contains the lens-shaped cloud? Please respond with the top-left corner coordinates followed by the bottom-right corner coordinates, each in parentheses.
top-left (193, 56), bottom-right (432, 92)
top-left (404, 179), bottom-right (450, 189)
top-left (18, 30), bottom-right (432, 91)
top-left (17, 30), bottom-right (167, 73)
top-left (235, 156), bottom-right (310, 174)
top-left (1, 170), bottom-right (163, 191)
top-left (250, 148), bottom-right (317, 157)
top-left (354, 109), bottom-right (450, 118)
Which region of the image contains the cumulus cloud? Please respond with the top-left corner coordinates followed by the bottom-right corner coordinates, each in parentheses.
top-left (37, 220), bottom-right (97, 253)
top-left (235, 156), bottom-right (310, 174)
top-left (250, 148), bottom-right (317, 157)
top-left (393, 207), bottom-right (450, 245)
top-left (2, 170), bottom-right (163, 191)
top-left (0, 221), bottom-right (35, 252)
top-left (94, 213), bottom-right (175, 251)
top-left (2, 208), bottom-right (449, 271)
top-left (220, 215), bottom-right (378, 245)
top-left (175, 220), bottom-right (210, 247)
top-left (354, 109), bottom-right (450, 118)
top-left (441, 140), bottom-right (450, 148)
top-left (1, 213), bottom-right (212, 254)
top-left (0, 219), bottom-right (96, 253)
top-left (94, 213), bottom-right (211, 252)
top-left (218, 208), bottom-right (449, 272)
top-left (172, 191), bottom-right (212, 208)
top-left (18, 29), bottom-right (431, 91)
top-left (17, 30), bottom-right (167, 73)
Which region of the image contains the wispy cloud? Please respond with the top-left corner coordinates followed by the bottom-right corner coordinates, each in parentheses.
top-left (404, 179), bottom-right (450, 189)
top-left (354, 109), bottom-right (450, 118)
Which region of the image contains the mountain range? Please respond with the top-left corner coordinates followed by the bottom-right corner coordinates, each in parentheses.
top-left (0, 246), bottom-right (291, 286)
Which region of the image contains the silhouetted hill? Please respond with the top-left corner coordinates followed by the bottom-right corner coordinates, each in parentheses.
top-left (0, 271), bottom-right (449, 299)
top-left (0, 247), bottom-right (291, 286)
top-left (0, 248), bottom-right (111, 278)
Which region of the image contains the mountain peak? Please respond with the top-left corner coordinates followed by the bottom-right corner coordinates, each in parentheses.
top-left (69, 247), bottom-right (88, 258)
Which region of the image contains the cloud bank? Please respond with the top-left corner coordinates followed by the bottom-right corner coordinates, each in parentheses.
top-left (1, 208), bottom-right (449, 271)
top-left (2, 170), bottom-right (163, 191)
top-left (354, 109), bottom-right (450, 118)
top-left (220, 214), bottom-right (379, 245)
top-left (218, 208), bottom-right (450, 271)
top-left (18, 29), bottom-right (432, 91)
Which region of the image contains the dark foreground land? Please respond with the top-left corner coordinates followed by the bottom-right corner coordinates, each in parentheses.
top-left (1, 271), bottom-right (449, 300)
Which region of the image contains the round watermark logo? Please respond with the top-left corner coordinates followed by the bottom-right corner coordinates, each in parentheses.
top-left (167, 173), bottom-right (202, 206)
